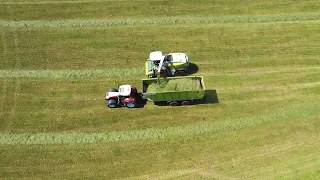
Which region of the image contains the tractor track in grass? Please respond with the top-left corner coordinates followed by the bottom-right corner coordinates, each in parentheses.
top-left (0, 13), bottom-right (319, 28)
top-left (0, 103), bottom-right (318, 145)
top-left (0, 31), bottom-right (8, 113)
top-left (3, 5), bottom-right (21, 131)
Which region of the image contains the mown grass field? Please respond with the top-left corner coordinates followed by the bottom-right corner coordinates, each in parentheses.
top-left (1, 0), bottom-right (320, 179)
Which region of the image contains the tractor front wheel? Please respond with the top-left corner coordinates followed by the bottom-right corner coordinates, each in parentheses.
top-left (107, 99), bottom-right (118, 108)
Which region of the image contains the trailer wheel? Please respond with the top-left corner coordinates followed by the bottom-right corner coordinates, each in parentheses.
top-left (181, 100), bottom-right (192, 106)
top-left (169, 101), bottom-right (178, 106)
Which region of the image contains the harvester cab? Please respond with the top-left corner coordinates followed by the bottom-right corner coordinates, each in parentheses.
top-left (145, 51), bottom-right (189, 78)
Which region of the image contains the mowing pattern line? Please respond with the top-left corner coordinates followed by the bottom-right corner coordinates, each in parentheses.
top-left (0, 13), bottom-right (319, 28)
top-left (0, 0), bottom-right (119, 5)
top-left (0, 68), bottom-right (144, 79)
top-left (0, 31), bottom-right (8, 114)
top-left (1, 66), bottom-right (318, 79)
top-left (6, 5), bottom-right (22, 131)
top-left (0, 103), bottom-right (318, 145)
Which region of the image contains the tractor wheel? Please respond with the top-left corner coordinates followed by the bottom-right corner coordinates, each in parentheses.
top-left (108, 88), bottom-right (118, 92)
top-left (127, 102), bottom-right (136, 108)
top-left (107, 99), bottom-right (117, 108)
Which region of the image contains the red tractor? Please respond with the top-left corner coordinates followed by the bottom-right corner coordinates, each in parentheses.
top-left (105, 85), bottom-right (143, 108)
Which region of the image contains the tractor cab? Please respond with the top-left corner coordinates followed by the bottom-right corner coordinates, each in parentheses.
top-left (119, 85), bottom-right (137, 97)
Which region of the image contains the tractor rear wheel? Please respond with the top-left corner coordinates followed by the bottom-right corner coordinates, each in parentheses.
top-left (127, 102), bottom-right (136, 108)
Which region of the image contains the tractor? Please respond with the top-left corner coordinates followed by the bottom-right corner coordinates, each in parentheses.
top-left (145, 51), bottom-right (190, 78)
top-left (105, 76), bottom-right (205, 108)
top-left (105, 85), bottom-right (140, 108)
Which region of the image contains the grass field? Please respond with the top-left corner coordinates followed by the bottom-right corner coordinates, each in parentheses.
top-left (1, 0), bottom-right (320, 179)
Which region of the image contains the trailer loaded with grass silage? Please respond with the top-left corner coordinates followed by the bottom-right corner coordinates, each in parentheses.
top-left (106, 76), bottom-right (205, 108)
top-left (142, 76), bottom-right (205, 106)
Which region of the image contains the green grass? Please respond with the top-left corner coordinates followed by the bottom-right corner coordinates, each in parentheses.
top-left (1, 22), bottom-right (319, 70)
top-left (1, 102), bottom-right (319, 145)
top-left (1, 0), bottom-right (320, 179)
top-left (1, 0), bottom-right (319, 20)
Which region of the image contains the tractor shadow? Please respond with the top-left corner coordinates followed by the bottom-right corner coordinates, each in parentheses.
top-left (135, 94), bottom-right (148, 108)
top-left (196, 90), bottom-right (219, 105)
top-left (185, 63), bottom-right (199, 76)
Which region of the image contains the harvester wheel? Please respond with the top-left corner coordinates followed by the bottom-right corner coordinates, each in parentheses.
top-left (175, 71), bottom-right (185, 76)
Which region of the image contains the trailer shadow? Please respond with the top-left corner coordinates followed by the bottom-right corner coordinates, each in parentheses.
top-left (143, 90), bottom-right (219, 107)
top-left (196, 90), bottom-right (219, 104)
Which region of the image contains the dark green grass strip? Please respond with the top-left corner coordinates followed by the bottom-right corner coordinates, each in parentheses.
top-left (1, 13), bottom-right (319, 28)
top-left (0, 103), bottom-right (318, 145)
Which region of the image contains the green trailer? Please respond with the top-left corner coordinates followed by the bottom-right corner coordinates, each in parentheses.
top-left (142, 76), bottom-right (205, 106)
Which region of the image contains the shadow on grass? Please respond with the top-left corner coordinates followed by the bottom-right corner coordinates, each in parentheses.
top-left (185, 62), bottom-right (199, 76)
top-left (140, 90), bottom-right (219, 107)
top-left (196, 90), bottom-right (219, 105)
top-left (135, 94), bottom-right (148, 108)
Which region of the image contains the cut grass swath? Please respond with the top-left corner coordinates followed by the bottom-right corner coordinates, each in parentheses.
top-left (0, 68), bottom-right (144, 79)
top-left (1, 103), bottom-right (318, 145)
top-left (1, 13), bottom-right (320, 28)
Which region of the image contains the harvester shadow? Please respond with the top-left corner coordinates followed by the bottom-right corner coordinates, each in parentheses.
top-left (185, 63), bottom-right (199, 76)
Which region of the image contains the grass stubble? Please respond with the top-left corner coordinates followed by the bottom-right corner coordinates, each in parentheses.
top-left (0, 0), bottom-right (320, 179)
